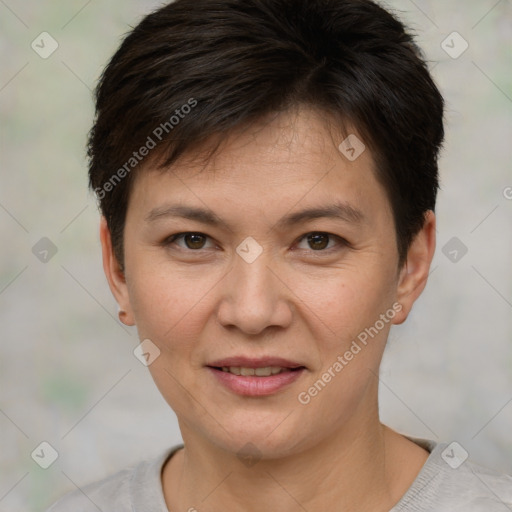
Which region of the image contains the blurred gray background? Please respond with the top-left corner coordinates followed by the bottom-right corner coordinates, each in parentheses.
top-left (1, 1), bottom-right (511, 510)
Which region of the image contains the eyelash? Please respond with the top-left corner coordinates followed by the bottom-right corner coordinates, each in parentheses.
top-left (162, 231), bottom-right (349, 255)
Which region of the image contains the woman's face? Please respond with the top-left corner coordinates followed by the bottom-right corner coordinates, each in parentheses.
top-left (103, 107), bottom-right (432, 458)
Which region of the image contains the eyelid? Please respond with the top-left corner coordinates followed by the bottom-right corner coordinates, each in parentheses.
top-left (164, 232), bottom-right (217, 250)
top-left (294, 232), bottom-right (349, 252)
top-left (163, 231), bottom-right (349, 253)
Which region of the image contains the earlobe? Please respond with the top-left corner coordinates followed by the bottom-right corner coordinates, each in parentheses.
top-left (392, 210), bottom-right (436, 325)
top-left (99, 216), bottom-right (136, 326)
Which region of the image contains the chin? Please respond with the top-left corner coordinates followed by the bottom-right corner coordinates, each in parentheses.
top-left (201, 414), bottom-right (314, 461)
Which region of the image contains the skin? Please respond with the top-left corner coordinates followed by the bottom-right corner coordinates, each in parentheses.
top-left (101, 106), bottom-right (436, 511)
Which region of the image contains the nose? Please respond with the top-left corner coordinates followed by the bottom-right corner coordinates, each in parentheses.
top-left (216, 248), bottom-right (293, 336)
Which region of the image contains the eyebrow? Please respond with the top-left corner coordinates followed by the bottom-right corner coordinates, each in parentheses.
top-left (144, 201), bottom-right (365, 230)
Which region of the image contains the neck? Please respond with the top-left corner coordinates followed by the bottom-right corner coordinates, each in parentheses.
top-left (162, 409), bottom-right (428, 511)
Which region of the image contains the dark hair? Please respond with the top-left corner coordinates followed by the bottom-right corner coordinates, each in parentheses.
top-left (88, 0), bottom-right (444, 270)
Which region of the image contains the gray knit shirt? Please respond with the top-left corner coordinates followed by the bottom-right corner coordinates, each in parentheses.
top-left (47, 437), bottom-right (512, 511)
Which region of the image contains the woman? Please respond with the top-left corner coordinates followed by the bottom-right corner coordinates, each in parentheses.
top-left (47, 0), bottom-right (512, 510)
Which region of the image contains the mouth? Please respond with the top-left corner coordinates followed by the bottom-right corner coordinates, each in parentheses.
top-left (206, 356), bottom-right (306, 374)
top-left (206, 357), bottom-right (307, 396)
top-left (210, 366), bottom-right (304, 376)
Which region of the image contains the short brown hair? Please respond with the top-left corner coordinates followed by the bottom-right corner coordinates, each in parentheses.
top-left (88, 0), bottom-right (445, 269)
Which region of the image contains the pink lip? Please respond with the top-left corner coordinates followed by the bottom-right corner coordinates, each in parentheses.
top-left (206, 356), bottom-right (307, 396)
top-left (207, 367), bottom-right (306, 396)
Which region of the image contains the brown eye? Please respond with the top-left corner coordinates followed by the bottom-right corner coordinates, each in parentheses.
top-left (295, 232), bottom-right (347, 254)
top-left (164, 232), bottom-right (213, 250)
top-left (306, 233), bottom-right (330, 250)
top-left (183, 233), bottom-right (207, 249)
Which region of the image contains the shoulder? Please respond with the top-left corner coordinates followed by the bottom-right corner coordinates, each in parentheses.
top-left (45, 445), bottom-right (183, 512)
top-left (394, 438), bottom-right (512, 512)
top-left (46, 465), bottom-right (134, 511)
top-left (444, 458), bottom-right (512, 511)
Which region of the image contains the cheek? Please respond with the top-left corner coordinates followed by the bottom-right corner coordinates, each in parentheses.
top-left (128, 250), bottom-right (397, 356)
top-left (294, 264), bottom-right (397, 347)
top-left (127, 264), bottom-right (214, 354)
top-left (127, 268), bottom-right (215, 416)
top-left (292, 271), bottom-right (396, 429)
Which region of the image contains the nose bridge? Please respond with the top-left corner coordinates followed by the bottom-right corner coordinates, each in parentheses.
top-left (236, 247), bottom-right (273, 296)
top-left (217, 241), bottom-right (291, 334)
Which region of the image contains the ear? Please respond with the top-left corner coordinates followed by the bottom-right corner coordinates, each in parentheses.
top-left (392, 210), bottom-right (436, 325)
top-left (99, 216), bottom-right (135, 326)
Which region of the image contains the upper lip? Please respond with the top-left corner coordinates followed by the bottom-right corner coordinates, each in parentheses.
top-left (207, 356), bottom-right (305, 369)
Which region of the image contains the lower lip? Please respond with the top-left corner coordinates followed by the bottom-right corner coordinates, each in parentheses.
top-left (207, 367), bottom-right (306, 396)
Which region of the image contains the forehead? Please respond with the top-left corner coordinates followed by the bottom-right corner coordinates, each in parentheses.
top-left (127, 107), bottom-right (392, 225)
